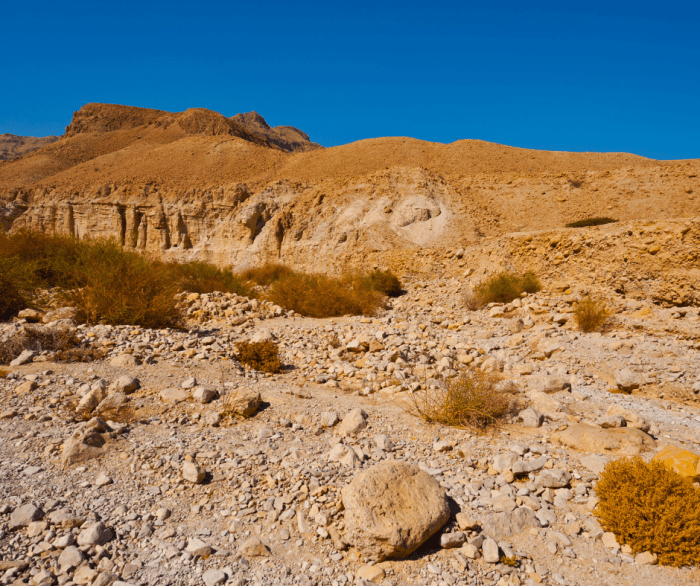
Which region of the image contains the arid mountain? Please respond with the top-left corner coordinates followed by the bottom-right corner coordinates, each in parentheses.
top-left (0, 103), bottom-right (698, 275)
top-left (0, 133), bottom-right (59, 161)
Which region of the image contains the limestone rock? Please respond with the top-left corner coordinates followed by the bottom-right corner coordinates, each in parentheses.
top-left (342, 461), bottom-right (450, 561)
top-left (95, 391), bottom-right (127, 414)
top-left (614, 368), bottom-right (641, 392)
top-left (337, 408), bottom-right (368, 437)
top-left (480, 507), bottom-right (540, 540)
top-left (539, 469), bottom-right (570, 488)
top-left (58, 546), bottom-right (85, 570)
top-left (160, 388), bottom-right (188, 403)
top-left (482, 538), bottom-right (500, 563)
top-left (77, 522), bottom-right (114, 546)
top-left (240, 536), bottom-right (270, 557)
top-left (110, 354), bottom-right (142, 367)
top-left (10, 349), bottom-right (35, 366)
top-left (109, 375), bottom-right (140, 394)
top-left (193, 386), bottom-right (218, 404)
top-left (9, 503), bottom-right (44, 529)
top-left (551, 423), bottom-right (656, 456)
top-left (606, 405), bottom-right (650, 432)
top-left (182, 461), bottom-right (206, 483)
top-left (518, 408), bottom-right (544, 428)
top-left (227, 390), bottom-right (262, 417)
top-left (652, 445), bottom-right (700, 479)
top-left (62, 418), bottom-right (113, 467)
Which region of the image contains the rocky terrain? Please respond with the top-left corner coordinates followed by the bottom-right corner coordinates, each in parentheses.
top-left (0, 135), bottom-right (59, 162)
top-left (2, 269), bottom-right (700, 586)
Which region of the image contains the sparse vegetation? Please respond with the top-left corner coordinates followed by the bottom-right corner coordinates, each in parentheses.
top-left (475, 271), bottom-right (541, 305)
top-left (574, 296), bottom-right (611, 332)
top-left (0, 325), bottom-right (106, 366)
top-left (566, 217), bottom-right (618, 228)
top-left (462, 289), bottom-right (484, 311)
top-left (362, 269), bottom-right (403, 297)
top-left (265, 273), bottom-right (383, 318)
top-left (566, 177), bottom-right (584, 188)
top-left (595, 457), bottom-right (700, 567)
top-left (171, 261), bottom-right (253, 296)
top-left (0, 275), bottom-right (27, 320)
top-left (241, 263), bottom-right (297, 287)
top-left (407, 369), bottom-right (517, 431)
top-left (235, 341), bottom-right (282, 374)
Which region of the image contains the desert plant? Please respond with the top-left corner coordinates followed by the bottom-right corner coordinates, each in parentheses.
top-left (462, 289), bottom-right (484, 311)
top-left (235, 340), bottom-right (282, 373)
top-left (0, 275), bottom-right (27, 321)
top-left (595, 457), bottom-right (700, 567)
top-left (574, 296), bottom-right (610, 332)
top-left (241, 263), bottom-right (297, 287)
top-left (407, 369), bottom-right (516, 431)
top-left (171, 261), bottom-right (253, 296)
top-left (566, 177), bottom-right (584, 188)
top-left (265, 273), bottom-right (382, 318)
top-left (566, 217), bottom-right (618, 228)
top-left (475, 271), bottom-right (541, 305)
top-left (0, 325), bottom-right (85, 365)
top-left (362, 269), bottom-right (403, 297)
top-left (0, 368), bottom-right (9, 378)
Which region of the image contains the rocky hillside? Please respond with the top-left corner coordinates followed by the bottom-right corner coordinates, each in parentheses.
top-left (0, 134), bottom-right (59, 161)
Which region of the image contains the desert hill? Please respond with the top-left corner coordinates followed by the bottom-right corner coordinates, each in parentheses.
top-left (0, 133), bottom-right (59, 161)
top-left (0, 102), bottom-right (698, 277)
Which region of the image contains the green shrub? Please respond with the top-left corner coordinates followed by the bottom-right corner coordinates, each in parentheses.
top-left (241, 263), bottom-right (297, 287)
top-left (407, 369), bottom-right (516, 431)
top-left (0, 276), bottom-right (27, 320)
top-left (596, 457), bottom-right (700, 567)
top-left (574, 296), bottom-right (610, 332)
top-left (362, 269), bottom-right (403, 297)
top-left (475, 271), bottom-right (541, 305)
top-left (235, 341), bottom-right (282, 373)
top-left (171, 261), bottom-right (253, 296)
top-left (566, 217), bottom-right (618, 228)
top-left (265, 273), bottom-right (382, 318)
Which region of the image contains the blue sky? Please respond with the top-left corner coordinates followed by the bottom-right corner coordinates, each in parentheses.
top-left (2, 1), bottom-right (699, 159)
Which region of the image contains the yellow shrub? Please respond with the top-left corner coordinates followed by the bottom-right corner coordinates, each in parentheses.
top-left (595, 457), bottom-right (700, 566)
top-left (574, 296), bottom-right (610, 332)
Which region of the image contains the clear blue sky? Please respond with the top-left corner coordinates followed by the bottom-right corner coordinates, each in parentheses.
top-left (2, 1), bottom-right (699, 159)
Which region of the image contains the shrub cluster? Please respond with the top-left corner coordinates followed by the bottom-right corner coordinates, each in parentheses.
top-left (408, 369), bottom-right (517, 431)
top-left (362, 269), bottom-right (403, 297)
top-left (596, 457), bottom-right (700, 567)
top-left (241, 263), bottom-right (297, 287)
top-left (474, 271), bottom-right (541, 305)
top-left (566, 217), bottom-right (618, 228)
top-left (170, 261), bottom-right (253, 296)
top-left (574, 296), bottom-right (610, 332)
top-left (0, 276), bottom-right (26, 321)
top-left (265, 273), bottom-right (383, 318)
top-left (235, 341), bottom-right (282, 373)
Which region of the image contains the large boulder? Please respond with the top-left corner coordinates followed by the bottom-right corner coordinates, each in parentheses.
top-left (551, 423), bottom-right (655, 456)
top-left (341, 461), bottom-right (450, 561)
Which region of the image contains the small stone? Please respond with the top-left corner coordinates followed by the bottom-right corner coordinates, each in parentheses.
top-left (10, 349), bottom-right (35, 366)
top-left (461, 543), bottom-right (479, 559)
top-left (110, 375), bottom-right (140, 394)
top-left (94, 473), bottom-right (113, 487)
top-left (186, 538), bottom-right (212, 557)
top-left (440, 531), bottom-right (466, 548)
top-left (58, 545), bottom-right (86, 570)
top-left (202, 569), bottom-right (227, 586)
top-left (77, 522), bottom-right (114, 546)
top-left (596, 415), bottom-right (625, 428)
top-left (240, 536), bottom-right (270, 557)
top-left (635, 551), bottom-right (658, 565)
top-left (9, 503), bottom-right (44, 529)
top-left (356, 565), bottom-right (386, 583)
top-left (320, 411), bottom-right (339, 427)
top-left (614, 368), bottom-right (641, 392)
top-left (182, 377), bottom-right (197, 389)
top-left (160, 388), bottom-right (188, 403)
top-left (455, 513), bottom-right (479, 531)
top-left (482, 538), bottom-right (500, 563)
top-left (337, 408), bottom-right (368, 437)
top-left (519, 408), bottom-right (544, 428)
top-left (182, 461), bottom-right (206, 484)
top-left (433, 440), bottom-right (452, 453)
top-left (602, 532), bottom-right (619, 549)
top-left (193, 386), bottom-right (218, 404)
top-left (539, 469), bottom-right (571, 488)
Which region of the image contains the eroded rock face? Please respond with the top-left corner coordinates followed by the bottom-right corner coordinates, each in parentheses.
top-left (341, 461), bottom-right (450, 561)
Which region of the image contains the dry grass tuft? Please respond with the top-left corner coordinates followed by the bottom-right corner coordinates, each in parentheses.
top-left (595, 457), bottom-right (700, 567)
top-left (241, 263), bottom-right (297, 287)
top-left (406, 369), bottom-right (517, 431)
top-left (462, 289), bottom-right (484, 311)
top-left (0, 325), bottom-right (107, 365)
top-left (171, 262), bottom-right (253, 296)
top-left (574, 296), bottom-right (611, 332)
top-left (475, 271), bottom-right (541, 305)
top-left (235, 341), bottom-right (282, 374)
top-left (0, 368), bottom-right (9, 378)
top-left (265, 273), bottom-right (382, 318)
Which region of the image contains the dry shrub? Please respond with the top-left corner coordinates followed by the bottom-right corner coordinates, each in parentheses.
top-left (235, 341), bottom-right (282, 373)
top-left (67, 241), bottom-right (182, 329)
top-left (171, 261), bottom-right (253, 296)
top-left (241, 263), bottom-right (297, 287)
top-left (0, 368), bottom-right (9, 378)
top-left (0, 325), bottom-right (80, 365)
top-left (362, 269), bottom-right (403, 297)
top-left (265, 273), bottom-right (382, 318)
top-left (462, 289), bottom-right (484, 311)
top-left (0, 275), bottom-right (26, 321)
top-left (407, 369), bottom-right (516, 431)
top-left (596, 457), bottom-right (700, 567)
top-left (574, 296), bottom-right (610, 332)
top-left (566, 217), bottom-right (618, 228)
top-left (475, 271), bottom-right (541, 305)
